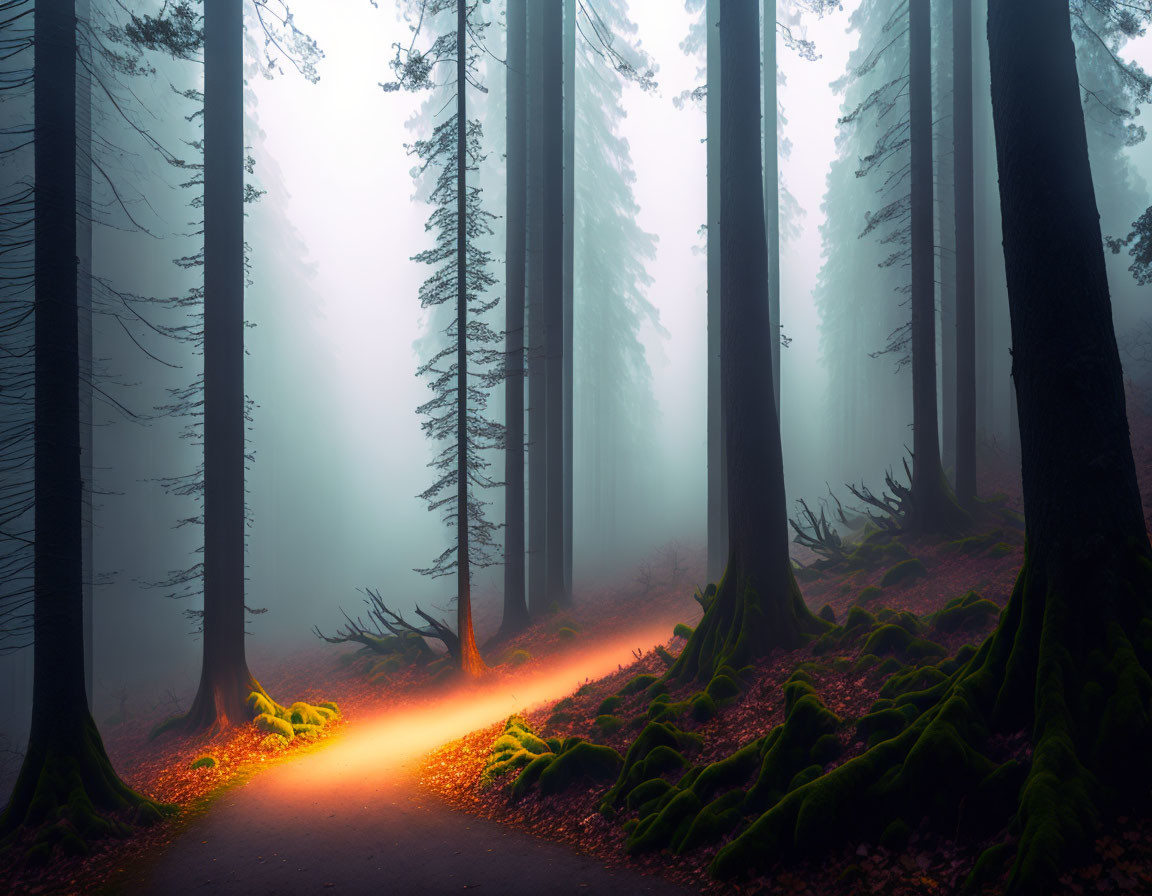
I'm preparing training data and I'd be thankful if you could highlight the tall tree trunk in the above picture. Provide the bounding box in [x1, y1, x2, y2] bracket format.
[562, 0, 575, 607]
[706, 0, 727, 583]
[543, 0, 567, 609]
[762, 0, 780, 413]
[2, 0, 164, 841]
[185, 0, 260, 729]
[77, 0, 94, 709]
[673, 0, 819, 684]
[909, 0, 966, 532]
[953, 0, 976, 509]
[454, 0, 485, 678]
[501, 0, 529, 637]
[526, 0, 547, 617]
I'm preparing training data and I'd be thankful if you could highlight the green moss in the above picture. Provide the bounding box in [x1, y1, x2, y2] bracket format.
[190, 756, 216, 770]
[560, 735, 587, 753]
[254, 713, 294, 741]
[644, 678, 670, 701]
[945, 529, 1004, 555]
[291, 723, 323, 739]
[597, 695, 623, 716]
[856, 585, 883, 605]
[259, 733, 290, 752]
[557, 626, 579, 642]
[510, 753, 555, 801]
[862, 624, 947, 662]
[931, 592, 1001, 635]
[744, 693, 842, 812]
[879, 558, 928, 587]
[810, 734, 842, 765]
[545, 737, 563, 753]
[504, 649, 532, 666]
[604, 722, 704, 808]
[245, 691, 282, 719]
[626, 789, 702, 855]
[689, 692, 717, 722]
[845, 606, 876, 630]
[538, 742, 623, 795]
[641, 745, 688, 779]
[853, 653, 880, 673]
[483, 716, 555, 788]
[595, 714, 624, 735]
[288, 702, 325, 727]
[548, 710, 577, 725]
[619, 673, 660, 697]
[880, 818, 911, 851]
[626, 777, 674, 811]
[818, 604, 836, 624]
[706, 673, 741, 702]
[673, 623, 695, 640]
[676, 789, 744, 854]
[787, 764, 824, 793]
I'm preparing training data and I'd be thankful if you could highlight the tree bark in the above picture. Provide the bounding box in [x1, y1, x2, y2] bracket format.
[454, 0, 484, 678]
[77, 0, 94, 709]
[543, 0, 567, 610]
[762, 0, 780, 413]
[526, 0, 547, 617]
[501, 0, 529, 637]
[673, 0, 818, 683]
[953, 0, 977, 509]
[185, 0, 259, 729]
[2, 0, 164, 841]
[908, 0, 966, 532]
[562, 0, 575, 607]
[706, 0, 727, 584]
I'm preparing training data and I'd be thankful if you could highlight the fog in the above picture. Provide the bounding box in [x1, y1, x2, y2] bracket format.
[2, 0, 1150, 788]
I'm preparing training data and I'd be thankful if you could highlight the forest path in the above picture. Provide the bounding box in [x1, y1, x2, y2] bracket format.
[114, 623, 695, 895]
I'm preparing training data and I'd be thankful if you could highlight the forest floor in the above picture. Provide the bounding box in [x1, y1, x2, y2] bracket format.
[412, 385, 1152, 896]
[6, 387, 1152, 895]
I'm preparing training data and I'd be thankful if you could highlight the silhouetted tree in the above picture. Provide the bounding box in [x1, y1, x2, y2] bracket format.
[1, 0, 169, 849]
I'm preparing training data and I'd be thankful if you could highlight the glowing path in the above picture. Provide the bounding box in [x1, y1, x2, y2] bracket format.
[118, 622, 698, 894]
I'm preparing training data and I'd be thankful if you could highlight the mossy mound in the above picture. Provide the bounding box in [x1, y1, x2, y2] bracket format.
[597, 695, 623, 716]
[482, 715, 553, 789]
[861, 624, 946, 662]
[538, 742, 624, 795]
[603, 721, 704, 809]
[254, 713, 294, 742]
[879, 557, 928, 587]
[259, 733, 290, 752]
[190, 756, 216, 770]
[612, 671, 844, 857]
[595, 714, 625, 735]
[817, 604, 836, 624]
[845, 535, 910, 571]
[619, 673, 660, 697]
[855, 585, 883, 605]
[673, 623, 695, 640]
[930, 592, 1001, 636]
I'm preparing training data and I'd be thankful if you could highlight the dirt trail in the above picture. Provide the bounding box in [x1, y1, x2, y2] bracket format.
[112, 624, 697, 895]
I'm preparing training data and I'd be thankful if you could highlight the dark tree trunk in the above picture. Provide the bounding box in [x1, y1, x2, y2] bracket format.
[501, 0, 529, 638]
[562, 0, 575, 607]
[77, 0, 94, 709]
[762, 0, 780, 413]
[543, 0, 568, 609]
[2, 0, 164, 843]
[454, 0, 485, 677]
[673, 0, 819, 684]
[953, 0, 977, 509]
[526, 0, 547, 617]
[709, 7, 1152, 892]
[705, 0, 727, 584]
[185, 0, 260, 729]
[908, 0, 966, 532]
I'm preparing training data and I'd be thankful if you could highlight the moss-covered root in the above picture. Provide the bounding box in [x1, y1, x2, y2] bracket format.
[670, 569, 826, 684]
[1, 714, 174, 861]
[710, 550, 1152, 896]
